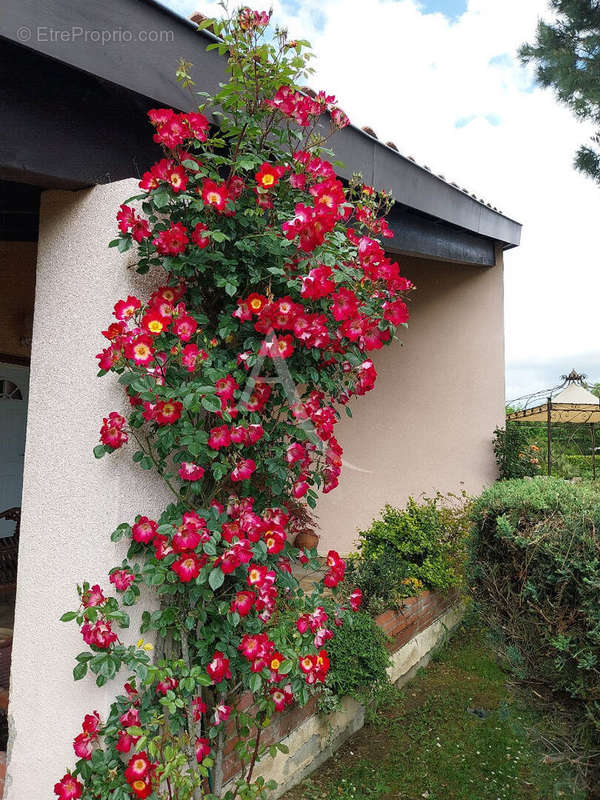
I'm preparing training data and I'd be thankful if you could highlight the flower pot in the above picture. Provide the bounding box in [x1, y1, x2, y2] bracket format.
[293, 531, 319, 551]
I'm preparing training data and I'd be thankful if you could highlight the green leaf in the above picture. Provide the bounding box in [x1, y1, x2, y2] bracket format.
[201, 395, 222, 413]
[147, 570, 165, 587]
[183, 392, 197, 409]
[152, 188, 170, 209]
[110, 523, 130, 543]
[238, 156, 258, 170]
[93, 444, 107, 459]
[208, 568, 225, 590]
[203, 538, 217, 556]
[60, 611, 78, 622]
[73, 662, 88, 680]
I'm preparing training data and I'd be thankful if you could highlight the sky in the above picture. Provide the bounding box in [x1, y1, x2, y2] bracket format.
[165, 0, 599, 401]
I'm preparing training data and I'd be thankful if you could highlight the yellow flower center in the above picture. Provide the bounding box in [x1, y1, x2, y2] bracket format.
[271, 658, 281, 670]
[148, 320, 163, 333]
[262, 174, 275, 187]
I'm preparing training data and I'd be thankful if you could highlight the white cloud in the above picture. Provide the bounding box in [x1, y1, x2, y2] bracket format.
[168, 0, 600, 396]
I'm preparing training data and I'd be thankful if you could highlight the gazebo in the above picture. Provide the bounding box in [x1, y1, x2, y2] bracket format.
[507, 370, 600, 478]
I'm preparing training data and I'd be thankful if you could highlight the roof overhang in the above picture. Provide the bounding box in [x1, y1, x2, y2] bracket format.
[0, 0, 522, 257]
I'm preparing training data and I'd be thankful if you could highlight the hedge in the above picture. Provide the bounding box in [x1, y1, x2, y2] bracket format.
[470, 477, 600, 741]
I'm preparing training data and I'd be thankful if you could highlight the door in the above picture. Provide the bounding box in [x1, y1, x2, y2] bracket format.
[0, 363, 29, 538]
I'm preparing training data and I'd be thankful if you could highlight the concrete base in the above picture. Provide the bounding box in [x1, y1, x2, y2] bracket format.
[388, 602, 464, 686]
[225, 603, 464, 798]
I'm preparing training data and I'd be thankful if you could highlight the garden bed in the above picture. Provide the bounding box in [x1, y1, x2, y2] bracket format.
[222, 592, 463, 797]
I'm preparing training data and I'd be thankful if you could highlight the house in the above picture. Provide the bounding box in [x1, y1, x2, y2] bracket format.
[0, 0, 521, 796]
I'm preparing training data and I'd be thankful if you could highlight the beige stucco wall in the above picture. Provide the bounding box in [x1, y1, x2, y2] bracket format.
[5, 176, 505, 795]
[5, 179, 171, 800]
[317, 249, 505, 553]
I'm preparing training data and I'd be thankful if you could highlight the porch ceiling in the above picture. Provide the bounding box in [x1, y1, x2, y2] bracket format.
[0, 0, 521, 262]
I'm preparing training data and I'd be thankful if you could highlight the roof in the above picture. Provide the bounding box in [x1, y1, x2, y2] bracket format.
[0, 0, 522, 256]
[507, 375, 600, 424]
[507, 400, 600, 424]
[553, 382, 600, 405]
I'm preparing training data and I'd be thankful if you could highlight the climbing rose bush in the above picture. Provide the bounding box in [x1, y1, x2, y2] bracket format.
[57, 8, 412, 800]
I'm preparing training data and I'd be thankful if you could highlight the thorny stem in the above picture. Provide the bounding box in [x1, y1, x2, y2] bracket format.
[178, 621, 203, 800]
[246, 711, 266, 786]
[129, 429, 182, 502]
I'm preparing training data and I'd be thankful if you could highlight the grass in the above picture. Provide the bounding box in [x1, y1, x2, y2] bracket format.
[281, 623, 584, 800]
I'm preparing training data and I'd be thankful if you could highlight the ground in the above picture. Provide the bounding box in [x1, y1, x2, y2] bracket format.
[281, 623, 583, 800]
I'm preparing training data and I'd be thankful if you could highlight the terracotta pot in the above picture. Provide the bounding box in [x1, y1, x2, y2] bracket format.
[293, 531, 320, 551]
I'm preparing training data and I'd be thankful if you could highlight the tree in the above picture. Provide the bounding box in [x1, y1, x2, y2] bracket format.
[520, 1, 600, 183]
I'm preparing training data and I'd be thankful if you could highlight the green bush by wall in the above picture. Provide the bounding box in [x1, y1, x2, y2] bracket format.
[346, 495, 469, 614]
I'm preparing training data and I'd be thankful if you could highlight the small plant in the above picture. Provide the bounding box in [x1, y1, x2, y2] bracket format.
[346, 494, 470, 612]
[493, 424, 541, 480]
[320, 611, 391, 715]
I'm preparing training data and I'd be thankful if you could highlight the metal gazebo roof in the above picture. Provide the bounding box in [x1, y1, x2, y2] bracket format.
[506, 370, 600, 477]
[507, 373, 600, 424]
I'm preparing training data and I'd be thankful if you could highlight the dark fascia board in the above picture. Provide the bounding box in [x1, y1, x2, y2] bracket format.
[0, 0, 521, 249]
[386, 205, 496, 266]
[324, 120, 521, 248]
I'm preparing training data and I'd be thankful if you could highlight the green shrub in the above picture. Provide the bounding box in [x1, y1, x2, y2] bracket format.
[321, 610, 391, 715]
[564, 454, 596, 478]
[470, 477, 600, 742]
[492, 424, 541, 479]
[347, 494, 470, 613]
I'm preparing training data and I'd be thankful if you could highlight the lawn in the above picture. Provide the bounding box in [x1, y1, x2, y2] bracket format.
[281, 622, 583, 800]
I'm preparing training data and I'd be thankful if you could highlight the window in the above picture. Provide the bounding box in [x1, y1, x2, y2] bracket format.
[0, 379, 22, 400]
